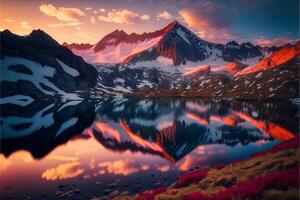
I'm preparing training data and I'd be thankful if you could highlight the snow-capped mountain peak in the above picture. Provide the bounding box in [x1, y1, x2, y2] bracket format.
[64, 21, 265, 66]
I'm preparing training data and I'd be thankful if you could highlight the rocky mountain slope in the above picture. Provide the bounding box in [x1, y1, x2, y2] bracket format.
[63, 21, 299, 100]
[91, 41, 299, 100]
[0, 29, 98, 100]
[1, 22, 299, 100]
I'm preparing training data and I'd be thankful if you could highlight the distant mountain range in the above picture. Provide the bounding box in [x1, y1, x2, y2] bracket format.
[63, 20, 270, 66]
[0, 21, 299, 100]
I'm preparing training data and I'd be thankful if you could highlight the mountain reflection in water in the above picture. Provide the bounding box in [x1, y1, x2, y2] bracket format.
[0, 98, 298, 199]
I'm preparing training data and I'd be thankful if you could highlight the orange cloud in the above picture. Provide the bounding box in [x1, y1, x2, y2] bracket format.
[39, 3, 85, 22]
[157, 11, 172, 20]
[89, 158, 96, 169]
[98, 9, 148, 25]
[179, 5, 239, 43]
[49, 155, 78, 162]
[99, 8, 106, 13]
[98, 159, 147, 175]
[48, 21, 82, 28]
[41, 162, 84, 180]
[90, 16, 96, 24]
[4, 17, 15, 23]
[157, 164, 171, 172]
[141, 14, 150, 21]
[177, 155, 195, 171]
[141, 164, 150, 170]
[254, 36, 295, 47]
[0, 154, 10, 171]
[20, 21, 31, 29]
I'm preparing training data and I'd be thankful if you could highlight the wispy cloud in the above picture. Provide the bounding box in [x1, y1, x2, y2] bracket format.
[97, 159, 149, 176]
[157, 11, 172, 20]
[39, 3, 85, 22]
[254, 36, 296, 47]
[42, 162, 84, 180]
[48, 21, 82, 28]
[141, 14, 150, 21]
[90, 16, 96, 24]
[99, 8, 106, 13]
[179, 2, 240, 43]
[20, 21, 32, 29]
[0, 155, 10, 171]
[4, 17, 15, 23]
[98, 9, 149, 25]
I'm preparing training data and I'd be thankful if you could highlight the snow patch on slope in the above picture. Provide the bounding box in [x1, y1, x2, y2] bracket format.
[0, 95, 34, 107]
[71, 36, 163, 64]
[1, 56, 83, 101]
[56, 59, 79, 77]
[176, 28, 191, 45]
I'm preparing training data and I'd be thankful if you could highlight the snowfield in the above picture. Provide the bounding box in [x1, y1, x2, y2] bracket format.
[71, 36, 163, 64]
[1, 56, 83, 101]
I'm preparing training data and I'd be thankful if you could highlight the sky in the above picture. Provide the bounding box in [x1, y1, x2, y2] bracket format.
[0, 0, 298, 46]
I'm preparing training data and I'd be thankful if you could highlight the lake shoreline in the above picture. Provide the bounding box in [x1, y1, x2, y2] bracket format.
[111, 136, 299, 200]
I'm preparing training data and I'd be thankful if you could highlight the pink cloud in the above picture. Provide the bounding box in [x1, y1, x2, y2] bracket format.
[254, 36, 296, 47]
[141, 14, 150, 21]
[41, 162, 84, 180]
[90, 16, 96, 24]
[20, 21, 32, 30]
[98, 9, 149, 25]
[179, 3, 240, 43]
[98, 159, 149, 175]
[157, 164, 171, 172]
[39, 3, 85, 22]
[157, 11, 172, 20]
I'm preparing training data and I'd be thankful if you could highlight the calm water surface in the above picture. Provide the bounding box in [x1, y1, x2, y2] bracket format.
[0, 98, 298, 199]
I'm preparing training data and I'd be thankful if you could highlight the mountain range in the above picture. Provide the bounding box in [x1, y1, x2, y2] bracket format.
[63, 21, 268, 66]
[1, 20, 299, 100]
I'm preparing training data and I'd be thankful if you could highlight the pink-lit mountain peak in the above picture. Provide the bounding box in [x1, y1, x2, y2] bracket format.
[63, 20, 268, 65]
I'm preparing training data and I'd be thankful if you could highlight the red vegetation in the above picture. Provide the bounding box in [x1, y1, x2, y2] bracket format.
[135, 187, 166, 200]
[133, 136, 299, 200]
[251, 135, 299, 158]
[175, 168, 209, 188]
[184, 168, 299, 200]
[215, 163, 226, 170]
[238, 41, 300, 75]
